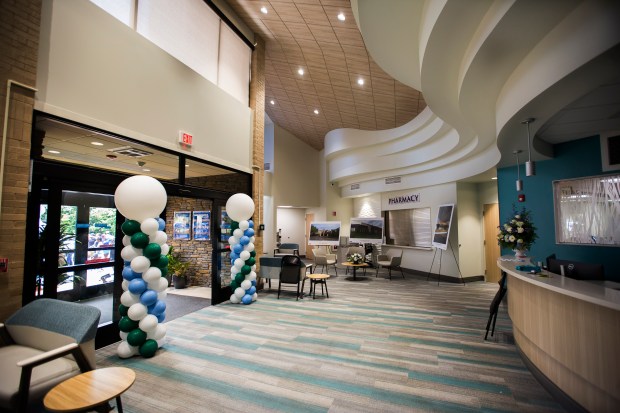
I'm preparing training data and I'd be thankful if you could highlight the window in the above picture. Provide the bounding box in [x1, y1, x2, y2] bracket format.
[383, 208, 432, 247]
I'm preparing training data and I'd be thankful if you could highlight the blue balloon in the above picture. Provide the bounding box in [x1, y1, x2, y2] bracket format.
[148, 300, 166, 316]
[230, 252, 239, 260]
[239, 236, 250, 246]
[251, 280, 256, 287]
[247, 286, 256, 295]
[248, 220, 254, 228]
[233, 244, 244, 254]
[156, 312, 166, 323]
[128, 278, 147, 295]
[157, 217, 166, 231]
[122, 266, 140, 281]
[140, 289, 158, 306]
[244, 228, 255, 237]
[124, 261, 131, 267]
[241, 294, 252, 305]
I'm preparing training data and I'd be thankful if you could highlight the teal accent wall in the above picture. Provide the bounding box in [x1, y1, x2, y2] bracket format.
[497, 136, 619, 281]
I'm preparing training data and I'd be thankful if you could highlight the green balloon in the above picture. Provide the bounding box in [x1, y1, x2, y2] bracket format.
[250, 250, 256, 257]
[118, 304, 128, 317]
[241, 265, 251, 275]
[160, 266, 168, 277]
[230, 221, 239, 230]
[130, 232, 149, 249]
[139, 339, 158, 358]
[143, 243, 162, 260]
[235, 273, 244, 284]
[152, 255, 168, 269]
[118, 316, 138, 333]
[127, 328, 147, 347]
[121, 220, 141, 236]
[246, 257, 256, 266]
[230, 280, 238, 290]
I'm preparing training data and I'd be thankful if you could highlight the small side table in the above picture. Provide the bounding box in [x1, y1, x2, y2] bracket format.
[44, 367, 136, 413]
[307, 273, 330, 299]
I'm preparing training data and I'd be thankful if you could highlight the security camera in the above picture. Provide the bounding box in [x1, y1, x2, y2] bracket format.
[137, 161, 146, 167]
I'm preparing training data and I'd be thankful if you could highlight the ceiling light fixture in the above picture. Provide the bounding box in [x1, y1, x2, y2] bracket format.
[313, 109, 319, 115]
[48, 150, 60, 154]
[298, 68, 304, 75]
[357, 78, 364, 86]
[91, 141, 103, 146]
[337, 12, 345, 21]
[491, 177, 498, 180]
[513, 150, 523, 191]
[270, 99, 275, 105]
[521, 118, 536, 176]
[260, 6, 268, 14]
[142, 168, 151, 172]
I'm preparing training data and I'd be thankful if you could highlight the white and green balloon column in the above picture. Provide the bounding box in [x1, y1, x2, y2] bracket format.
[114, 175, 169, 358]
[226, 193, 258, 305]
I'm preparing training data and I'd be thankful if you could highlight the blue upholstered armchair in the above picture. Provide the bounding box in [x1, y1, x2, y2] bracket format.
[0, 299, 101, 412]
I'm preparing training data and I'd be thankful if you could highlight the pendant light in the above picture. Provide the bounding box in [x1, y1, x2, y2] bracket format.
[521, 118, 536, 176]
[514, 150, 523, 191]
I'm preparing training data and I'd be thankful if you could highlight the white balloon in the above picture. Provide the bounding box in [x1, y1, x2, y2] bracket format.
[121, 245, 142, 261]
[121, 291, 140, 307]
[234, 287, 245, 299]
[122, 235, 131, 247]
[151, 277, 168, 292]
[231, 266, 239, 275]
[147, 323, 167, 340]
[239, 220, 249, 230]
[156, 338, 166, 348]
[119, 331, 128, 341]
[157, 290, 168, 300]
[114, 175, 167, 221]
[234, 258, 245, 269]
[248, 272, 257, 281]
[230, 294, 240, 304]
[225, 193, 255, 222]
[117, 341, 138, 359]
[233, 228, 243, 238]
[160, 243, 170, 256]
[250, 236, 255, 244]
[227, 236, 237, 246]
[251, 264, 257, 271]
[139, 314, 159, 332]
[131, 256, 151, 273]
[152, 231, 167, 245]
[247, 243, 255, 252]
[252, 292, 257, 302]
[141, 218, 159, 236]
[122, 279, 129, 291]
[128, 303, 148, 321]
[240, 250, 250, 261]
[241, 280, 251, 290]
[143, 267, 162, 283]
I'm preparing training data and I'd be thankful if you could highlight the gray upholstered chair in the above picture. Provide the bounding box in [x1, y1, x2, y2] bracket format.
[312, 248, 337, 275]
[274, 243, 300, 257]
[0, 299, 101, 412]
[376, 251, 404, 279]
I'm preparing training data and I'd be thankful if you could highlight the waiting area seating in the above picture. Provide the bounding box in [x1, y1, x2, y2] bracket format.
[484, 271, 508, 340]
[376, 250, 404, 279]
[278, 255, 304, 300]
[0, 298, 101, 412]
[312, 248, 337, 275]
[273, 243, 299, 257]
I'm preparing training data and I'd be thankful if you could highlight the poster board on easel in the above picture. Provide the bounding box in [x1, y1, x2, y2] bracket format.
[432, 204, 454, 250]
[309, 221, 341, 246]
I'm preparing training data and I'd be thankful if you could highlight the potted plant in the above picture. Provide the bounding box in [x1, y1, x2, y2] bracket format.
[167, 246, 190, 289]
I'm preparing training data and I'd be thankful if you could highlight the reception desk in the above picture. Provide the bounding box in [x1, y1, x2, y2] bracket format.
[498, 259, 620, 412]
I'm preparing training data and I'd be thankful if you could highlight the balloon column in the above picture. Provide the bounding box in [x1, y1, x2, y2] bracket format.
[225, 193, 258, 305]
[114, 175, 169, 358]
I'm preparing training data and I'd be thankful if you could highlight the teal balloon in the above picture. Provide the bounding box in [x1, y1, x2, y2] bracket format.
[250, 250, 256, 257]
[127, 328, 147, 347]
[230, 280, 238, 290]
[143, 243, 162, 260]
[118, 316, 138, 333]
[241, 265, 251, 275]
[230, 221, 239, 230]
[121, 220, 141, 236]
[139, 339, 158, 358]
[235, 273, 244, 284]
[118, 304, 128, 317]
[246, 257, 256, 266]
[130, 232, 149, 249]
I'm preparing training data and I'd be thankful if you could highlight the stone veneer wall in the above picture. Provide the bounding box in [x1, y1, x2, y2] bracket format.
[0, 0, 41, 320]
[165, 196, 213, 288]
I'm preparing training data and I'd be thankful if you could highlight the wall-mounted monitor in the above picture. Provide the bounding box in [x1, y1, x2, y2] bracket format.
[349, 217, 384, 244]
[309, 221, 341, 246]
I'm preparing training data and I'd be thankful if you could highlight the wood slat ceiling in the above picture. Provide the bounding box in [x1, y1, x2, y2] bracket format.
[227, 0, 426, 150]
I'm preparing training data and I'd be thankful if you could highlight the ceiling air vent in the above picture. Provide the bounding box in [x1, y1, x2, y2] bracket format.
[108, 146, 153, 157]
[264, 162, 271, 171]
[350, 183, 360, 190]
[385, 176, 401, 185]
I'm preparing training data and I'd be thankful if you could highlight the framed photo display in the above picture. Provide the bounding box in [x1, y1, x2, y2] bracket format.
[432, 204, 454, 250]
[173, 211, 191, 240]
[192, 211, 211, 241]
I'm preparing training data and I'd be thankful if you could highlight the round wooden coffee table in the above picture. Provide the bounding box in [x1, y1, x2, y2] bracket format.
[44, 367, 135, 413]
[307, 273, 330, 299]
[342, 262, 368, 281]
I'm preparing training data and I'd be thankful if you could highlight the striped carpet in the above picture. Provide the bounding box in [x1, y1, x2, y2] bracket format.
[96, 270, 564, 413]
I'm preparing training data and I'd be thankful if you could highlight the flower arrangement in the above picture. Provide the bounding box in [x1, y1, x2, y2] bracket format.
[497, 207, 538, 252]
[347, 253, 364, 264]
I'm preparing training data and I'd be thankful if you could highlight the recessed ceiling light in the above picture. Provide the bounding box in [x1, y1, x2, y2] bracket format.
[91, 141, 104, 146]
[298, 68, 304, 75]
[492, 177, 498, 180]
[260, 6, 268, 14]
[48, 150, 60, 154]
[185, 164, 189, 167]
[270, 100, 275, 105]
[357, 78, 364, 86]
[337, 12, 345, 21]
[313, 109, 319, 115]
[142, 168, 151, 172]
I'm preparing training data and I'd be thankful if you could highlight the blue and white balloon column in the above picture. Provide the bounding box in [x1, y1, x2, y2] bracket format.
[114, 175, 169, 358]
[225, 194, 257, 305]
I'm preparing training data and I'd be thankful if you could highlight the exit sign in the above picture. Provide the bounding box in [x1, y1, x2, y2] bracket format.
[179, 131, 193, 147]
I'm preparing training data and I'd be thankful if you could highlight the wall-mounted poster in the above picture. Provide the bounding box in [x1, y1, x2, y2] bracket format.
[432, 204, 454, 250]
[350, 217, 384, 244]
[173, 211, 191, 240]
[193, 211, 211, 241]
[220, 209, 231, 242]
[309, 221, 341, 246]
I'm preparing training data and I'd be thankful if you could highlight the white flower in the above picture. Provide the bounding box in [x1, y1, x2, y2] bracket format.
[516, 221, 524, 227]
[517, 239, 523, 243]
[515, 215, 521, 219]
[517, 227, 524, 233]
[509, 235, 516, 242]
[506, 226, 512, 233]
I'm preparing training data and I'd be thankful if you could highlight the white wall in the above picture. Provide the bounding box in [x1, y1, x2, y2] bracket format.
[457, 182, 484, 277]
[37, 0, 252, 172]
[479, 181, 499, 204]
[276, 208, 307, 255]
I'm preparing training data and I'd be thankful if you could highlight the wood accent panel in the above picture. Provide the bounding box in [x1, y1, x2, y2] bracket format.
[507, 274, 620, 412]
[483, 203, 501, 283]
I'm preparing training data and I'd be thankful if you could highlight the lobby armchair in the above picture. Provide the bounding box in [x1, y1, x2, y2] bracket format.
[376, 251, 404, 279]
[274, 243, 299, 257]
[0, 299, 101, 413]
[312, 248, 337, 275]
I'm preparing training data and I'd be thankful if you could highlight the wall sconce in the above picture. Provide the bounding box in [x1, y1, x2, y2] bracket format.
[514, 150, 523, 191]
[521, 118, 536, 176]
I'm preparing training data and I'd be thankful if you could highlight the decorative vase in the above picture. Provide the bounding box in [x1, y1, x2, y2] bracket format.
[514, 249, 528, 259]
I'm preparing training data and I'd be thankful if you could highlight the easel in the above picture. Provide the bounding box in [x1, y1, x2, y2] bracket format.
[426, 239, 464, 285]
